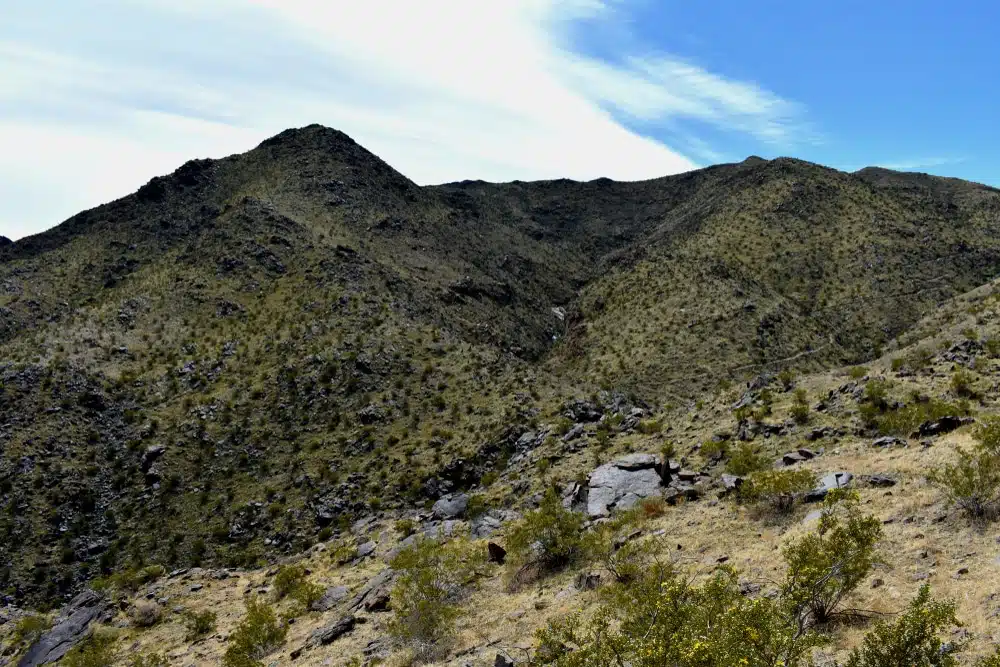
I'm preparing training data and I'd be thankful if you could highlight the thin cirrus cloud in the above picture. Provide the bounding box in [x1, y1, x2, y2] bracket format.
[0, 0, 810, 240]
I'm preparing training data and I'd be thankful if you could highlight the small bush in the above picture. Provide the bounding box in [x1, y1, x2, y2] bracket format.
[272, 564, 323, 613]
[184, 609, 218, 640]
[222, 597, 288, 667]
[907, 346, 935, 370]
[782, 491, 883, 626]
[128, 600, 162, 628]
[581, 509, 657, 584]
[700, 439, 730, 461]
[64, 631, 118, 667]
[848, 365, 868, 379]
[790, 388, 809, 424]
[11, 613, 51, 647]
[778, 368, 796, 390]
[985, 337, 1000, 358]
[128, 652, 170, 667]
[504, 489, 584, 582]
[389, 535, 484, 659]
[725, 443, 769, 476]
[951, 368, 977, 398]
[330, 536, 359, 565]
[394, 518, 417, 537]
[740, 469, 817, 513]
[534, 565, 823, 667]
[929, 424, 1000, 521]
[874, 398, 969, 437]
[637, 419, 662, 434]
[845, 585, 961, 667]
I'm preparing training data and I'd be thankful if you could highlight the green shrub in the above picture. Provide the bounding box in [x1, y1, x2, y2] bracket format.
[395, 518, 417, 537]
[778, 368, 796, 390]
[504, 489, 584, 583]
[581, 509, 657, 584]
[534, 565, 823, 667]
[781, 491, 883, 626]
[330, 536, 359, 565]
[862, 379, 891, 410]
[985, 337, 1000, 358]
[848, 365, 868, 379]
[845, 585, 961, 667]
[637, 419, 662, 434]
[874, 398, 970, 437]
[725, 443, 769, 476]
[929, 433, 1000, 521]
[184, 609, 218, 640]
[64, 631, 118, 667]
[11, 613, 51, 647]
[701, 439, 730, 460]
[128, 600, 162, 628]
[951, 368, 977, 398]
[979, 647, 1000, 667]
[222, 597, 288, 667]
[790, 388, 810, 424]
[740, 469, 817, 513]
[388, 535, 484, 658]
[128, 652, 170, 667]
[907, 346, 935, 370]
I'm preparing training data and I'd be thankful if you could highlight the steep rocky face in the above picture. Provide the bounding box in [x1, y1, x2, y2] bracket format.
[4, 125, 1000, 606]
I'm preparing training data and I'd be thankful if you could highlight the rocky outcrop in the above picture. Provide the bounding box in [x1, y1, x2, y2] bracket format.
[587, 454, 662, 518]
[432, 493, 470, 519]
[914, 416, 974, 438]
[17, 590, 109, 667]
[805, 472, 853, 502]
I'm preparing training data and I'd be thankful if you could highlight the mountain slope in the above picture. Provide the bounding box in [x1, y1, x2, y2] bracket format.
[3, 125, 1000, 607]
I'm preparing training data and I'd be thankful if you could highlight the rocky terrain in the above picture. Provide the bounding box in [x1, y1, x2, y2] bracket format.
[4, 125, 1000, 665]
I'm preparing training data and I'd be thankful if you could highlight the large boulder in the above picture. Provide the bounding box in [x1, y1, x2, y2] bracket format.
[587, 454, 662, 518]
[805, 472, 853, 502]
[432, 493, 469, 520]
[17, 590, 109, 667]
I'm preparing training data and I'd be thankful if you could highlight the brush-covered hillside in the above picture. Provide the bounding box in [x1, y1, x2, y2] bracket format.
[4, 126, 1000, 665]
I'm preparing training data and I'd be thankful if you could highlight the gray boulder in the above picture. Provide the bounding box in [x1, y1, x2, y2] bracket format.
[17, 590, 109, 667]
[805, 472, 853, 502]
[587, 454, 662, 518]
[311, 585, 350, 612]
[432, 493, 470, 520]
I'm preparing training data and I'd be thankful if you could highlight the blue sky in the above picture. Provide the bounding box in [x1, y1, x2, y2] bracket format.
[2, 0, 997, 240]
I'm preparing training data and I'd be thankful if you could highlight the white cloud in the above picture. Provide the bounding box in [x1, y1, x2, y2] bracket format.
[0, 0, 807, 240]
[875, 157, 965, 171]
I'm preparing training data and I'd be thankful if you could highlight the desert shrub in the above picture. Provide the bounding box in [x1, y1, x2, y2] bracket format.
[891, 356, 906, 372]
[985, 337, 1000, 358]
[127, 652, 170, 667]
[781, 491, 883, 627]
[789, 393, 809, 425]
[388, 535, 484, 659]
[951, 368, 977, 398]
[504, 489, 584, 581]
[874, 398, 970, 437]
[128, 600, 162, 628]
[581, 509, 658, 584]
[637, 495, 666, 519]
[272, 563, 322, 611]
[11, 613, 51, 647]
[637, 419, 662, 434]
[63, 631, 118, 667]
[929, 423, 1000, 520]
[394, 518, 417, 537]
[92, 564, 166, 595]
[979, 647, 1000, 667]
[184, 609, 218, 640]
[534, 565, 822, 667]
[778, 368, 796, 390]
[847, 365, 868, 379]
[330, 536, 359, 565]
[844, 585, 960, 667]
[740, 469, 816, 513]
[862, 379, 891, 410]
[907, 346, 935, 370]
[222, 597, 288, 667]
[726, 443, 769, 476]
[700, 439, 730, 460]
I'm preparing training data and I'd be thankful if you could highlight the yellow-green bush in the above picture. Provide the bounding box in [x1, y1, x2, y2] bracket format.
[272, 564, 323, 612]
[63, 631, 118, 667]
[504, 489, 584, 581]
[930, 418, 1000, 520]
[222, 597, 287, 667]
[581, 508, 657, 584]
[388, 535, 484, 659]
[183, 609, 218, 640]
[740, 469, 816, 513]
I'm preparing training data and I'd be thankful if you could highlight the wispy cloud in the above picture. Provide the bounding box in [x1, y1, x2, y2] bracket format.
[876, 156, 965, 171]
[0, 0, 808, 240]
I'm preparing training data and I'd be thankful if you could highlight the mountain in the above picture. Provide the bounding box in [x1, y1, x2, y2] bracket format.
[3, 124, 1000, 611]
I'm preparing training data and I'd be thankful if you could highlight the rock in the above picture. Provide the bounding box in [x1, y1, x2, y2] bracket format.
[17, 590, 109, 667]
[863, 474, 897, 488]
[355, 541, 376, 560]
[363, 590, 390, 612]
[872, 436, 906, 448]
[575, 571, 601, 590]
[805, 472, 853, 502]
[310, 615, 359, 646]
[587, 455, 663, 518]
[778, 451, 808, 466]
[432, 493, 470, 519]
[311, 586, 349, 612]
[140, 445, 166, 472]
[347, 569, 395, 612]
[471, 512, 505, 538]
[720, 475, 743, 494]
[495, 655, 515, 667]
[915, 416, 974, 438]
[802, 509, 823, 524]
[357, 404, 385, 425]
[487, 542, 507, 565]
[806, 426, 837, 441]
[562, 424, 585, 442]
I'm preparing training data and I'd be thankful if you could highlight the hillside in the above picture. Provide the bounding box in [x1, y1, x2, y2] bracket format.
[4, 125, 1000, 661]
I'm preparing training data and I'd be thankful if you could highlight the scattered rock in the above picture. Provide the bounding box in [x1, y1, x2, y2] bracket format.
[17, 590, 110, 667]
[587, 454, 663, 518]
[488, 542, 507, 565]
[915, 416, 974, 438]
[872, 436, 906, 448]
[347, 569, 395, 612]
[805, 472, 853, 502]
[432, 493, 470, 520]
[863, 474, 897, 488]
[311, 586, 349, 612]
[495, 654, 515, 667]
[575, 571, 601, 590]
[355, 541, 376, 560]
[310, 615, 359, 646]
[720, 474, 744, 494]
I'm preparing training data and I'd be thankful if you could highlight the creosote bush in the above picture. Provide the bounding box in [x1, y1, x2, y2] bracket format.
[725, 443, 769, 476]
[222, 596, 288, 667]
[740, 469, 816, 513]
[128, 600, 163, 628]
[388, 534, 484, 660]
[63, 631, 118, 667]
[844, 584, 960, 667]
[930, 415, 1000, 520]
[272, 563, 323, 613]
[184, 609, 218, 640]
[781, 490, 883, 627]
[504, 489, 584, 586]
[581, 508, 659, 584]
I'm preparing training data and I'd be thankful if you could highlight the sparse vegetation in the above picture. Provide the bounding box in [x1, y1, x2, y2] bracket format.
[505, 489, 585, 585]
[184, 609, 218, 640]
[63, 631, 118, 667]
[222, 597, 288, 667]
[740, 469, 817, 513]
[930, 416, 1000, 520]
